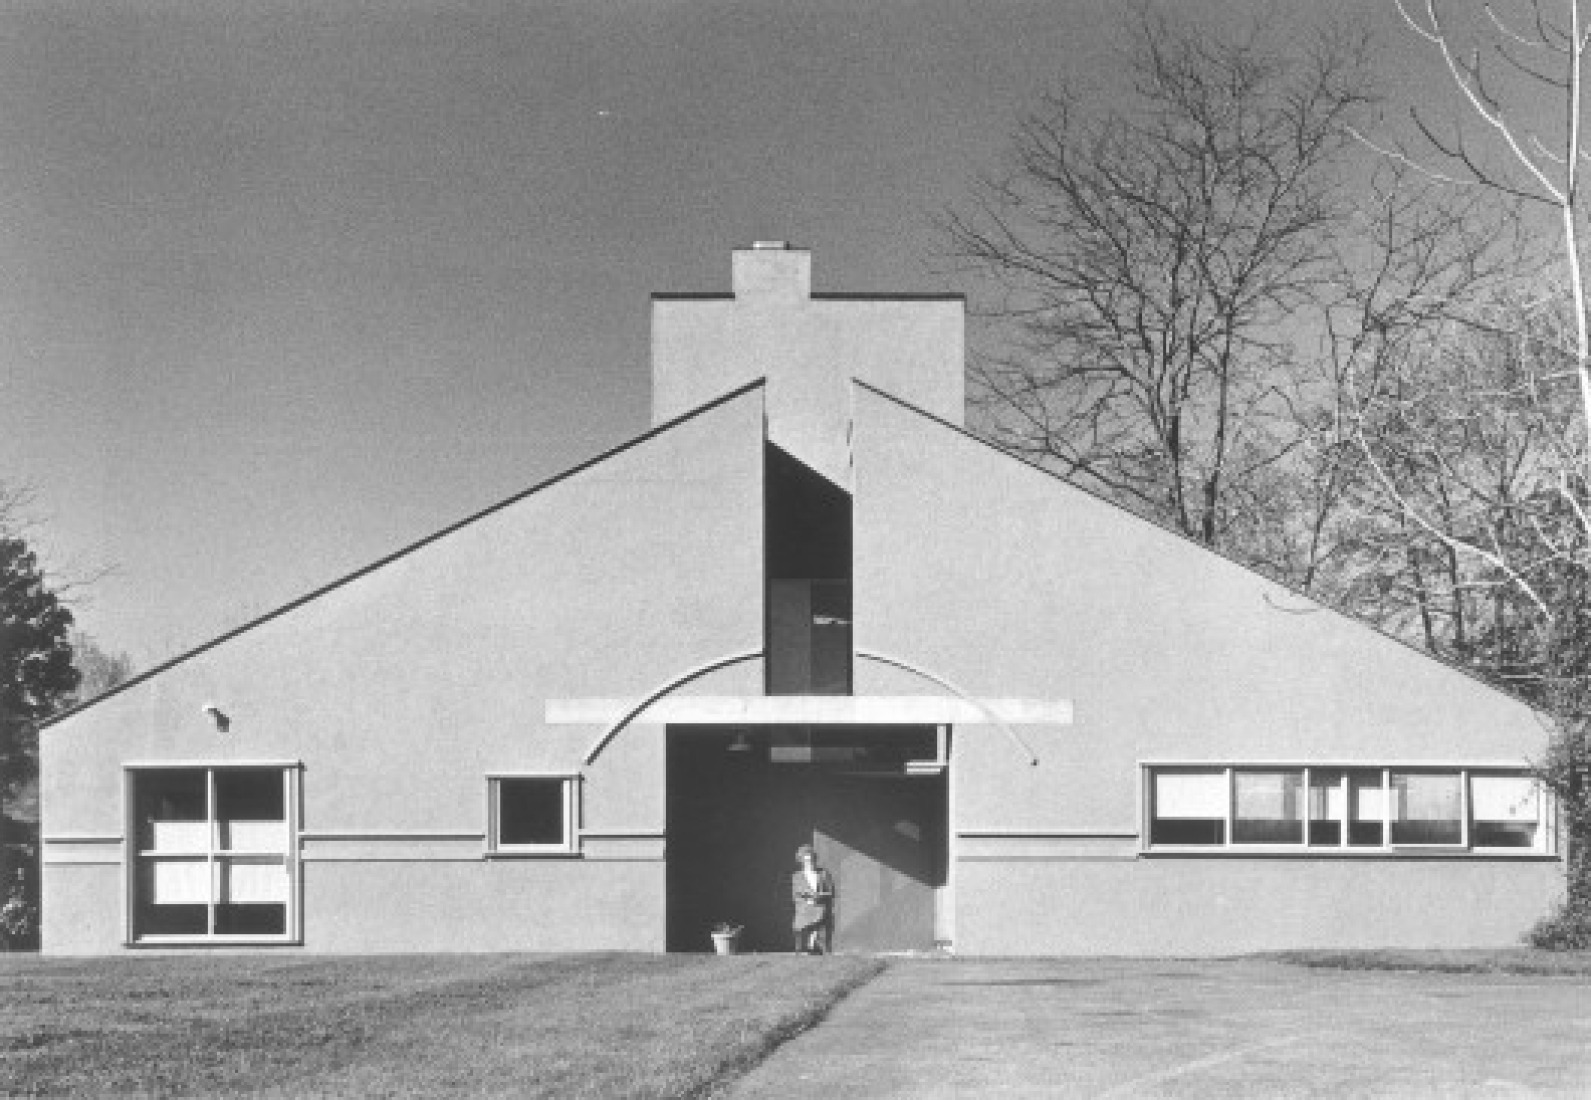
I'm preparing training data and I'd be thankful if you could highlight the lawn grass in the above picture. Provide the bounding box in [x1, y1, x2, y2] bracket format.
[0, 952, 884, 1098]
[1264, 946, 1591, 975]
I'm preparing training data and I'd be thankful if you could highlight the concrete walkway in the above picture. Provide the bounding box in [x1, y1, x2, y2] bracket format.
[727, 957, 1591, 1099]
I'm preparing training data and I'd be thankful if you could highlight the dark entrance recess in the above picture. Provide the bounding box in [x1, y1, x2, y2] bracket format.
[765, 445, 852, 694]
[666, 726, 946, 953]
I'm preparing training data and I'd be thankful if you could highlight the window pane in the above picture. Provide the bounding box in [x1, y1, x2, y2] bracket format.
[215, 857, 288, 934]
[135, 901, 207, 937]
[148, 859, 209, 904]
[137, 770, 209, 852]
[1471, 775, 1540, 849]
[217, 857, 289, 904]
[1348, 771, 1385, 846]
[1307, 770, 1343, 846]
[215, 904, 286, 935]
[216, 770, 287, 851]
[1391, 771, 1462, 845]
[1150, 770, 1225, 845]
[216, 770, 284, 819]
[1154, 770, 1226, 816]
[498, 779, 567, 847]
[810, 581, 852, 695]
[1233, 770, 1303, 844]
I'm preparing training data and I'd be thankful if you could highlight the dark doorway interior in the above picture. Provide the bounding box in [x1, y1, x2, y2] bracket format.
[666, 726, 945, 953]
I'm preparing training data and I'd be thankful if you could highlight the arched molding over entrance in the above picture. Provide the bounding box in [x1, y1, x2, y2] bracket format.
[573, 648, 1051, 768]
[579, 649, 764, 766]
[856, 649, 1040, 766]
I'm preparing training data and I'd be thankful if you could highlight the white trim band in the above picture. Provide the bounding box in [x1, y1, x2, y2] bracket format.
[549, 695, 1072, 726]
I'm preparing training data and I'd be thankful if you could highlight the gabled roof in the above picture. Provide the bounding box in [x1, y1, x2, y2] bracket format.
[43, 379, 768, 727]
[853, 378, 1541, 712]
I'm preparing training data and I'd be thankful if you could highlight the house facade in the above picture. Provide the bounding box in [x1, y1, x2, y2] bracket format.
[41, 244, 1562, 955]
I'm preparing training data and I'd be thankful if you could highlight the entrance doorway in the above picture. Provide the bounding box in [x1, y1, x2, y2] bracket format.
[665, 726, 947, 953]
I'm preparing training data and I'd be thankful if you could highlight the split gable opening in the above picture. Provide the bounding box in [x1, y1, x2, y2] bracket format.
[765, 444, 852, 695]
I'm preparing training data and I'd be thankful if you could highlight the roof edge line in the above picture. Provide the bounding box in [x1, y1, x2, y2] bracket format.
[43, 378, 769, 727]
[651, 292, 965, 302]
[851, 380, 1542, 712]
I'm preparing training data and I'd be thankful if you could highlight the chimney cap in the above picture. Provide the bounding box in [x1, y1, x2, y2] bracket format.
[751, 240, 790, 250]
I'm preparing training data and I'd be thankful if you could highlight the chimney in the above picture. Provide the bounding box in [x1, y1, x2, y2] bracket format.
[731, 241, 811, 301]
[651, 245, 965, 487]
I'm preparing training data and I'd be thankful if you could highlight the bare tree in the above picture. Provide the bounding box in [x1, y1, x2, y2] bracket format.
[1346, 291, 1573, 673]
[1376, 1, 1591, 468]
[1360, 0, 1591, 942]
[1354, 3, 1591, 595]
[68, 631, 133, 704]
[947, 10, 1374, 552]
[1246, 170, 1526, 611]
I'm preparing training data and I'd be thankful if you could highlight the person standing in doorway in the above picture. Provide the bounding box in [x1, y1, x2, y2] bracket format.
[791, 844, 834, 954]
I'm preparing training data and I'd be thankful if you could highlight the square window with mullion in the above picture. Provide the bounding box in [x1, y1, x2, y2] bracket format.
[132, 766, 292, 941]
[1308, 769, 1387, 846]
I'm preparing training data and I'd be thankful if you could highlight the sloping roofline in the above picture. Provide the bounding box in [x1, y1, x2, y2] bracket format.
[43, 379, 768, 727]
[47, 371, 1538, 726]
[852, 379, 1543, 713]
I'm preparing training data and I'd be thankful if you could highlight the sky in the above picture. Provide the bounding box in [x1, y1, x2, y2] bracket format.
[0, 0, 1415, 667]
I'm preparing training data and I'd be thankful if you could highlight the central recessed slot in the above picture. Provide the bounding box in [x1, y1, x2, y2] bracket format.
[765, 443, 852, 695]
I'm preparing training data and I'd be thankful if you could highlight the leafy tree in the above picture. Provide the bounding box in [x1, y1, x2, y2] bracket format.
[0, 538, 79, 808]
[0, 532, 80, 949]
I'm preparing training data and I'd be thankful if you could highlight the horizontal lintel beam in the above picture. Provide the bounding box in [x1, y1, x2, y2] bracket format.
[547, 695, 1072, 726]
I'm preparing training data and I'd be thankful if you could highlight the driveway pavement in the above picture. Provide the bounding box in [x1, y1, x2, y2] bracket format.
[726, 957, 1591, 1099]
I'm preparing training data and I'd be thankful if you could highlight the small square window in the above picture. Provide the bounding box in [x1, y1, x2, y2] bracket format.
[489, 776, 577, 854]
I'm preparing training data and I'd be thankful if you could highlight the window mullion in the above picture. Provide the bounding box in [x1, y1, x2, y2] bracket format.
[1223, 767, 1233, 848]
[1381, 767, 1391, 849]
[1460, 769, 1470, 850]
[206, 768, 217, 937]
[1338, 771, 1349, 849]
[489, 779, 500, 851]
[1302, 767, 1310, 847]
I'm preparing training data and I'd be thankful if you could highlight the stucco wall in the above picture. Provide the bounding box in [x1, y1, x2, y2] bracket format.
[852, 386, 1562, 954]
[41, 385, 767, 954]
[954, 855, 1559, 955]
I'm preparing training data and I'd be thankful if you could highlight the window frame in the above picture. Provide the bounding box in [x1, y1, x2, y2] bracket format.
[1230, 767, 1306, 847]
[124, 761, 301, 946]
[1140, 761, 1554, 857]
[1468, 770, 1551, 851]
[1148, 766, 1230, 846]
[485, 772, 581, 857]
